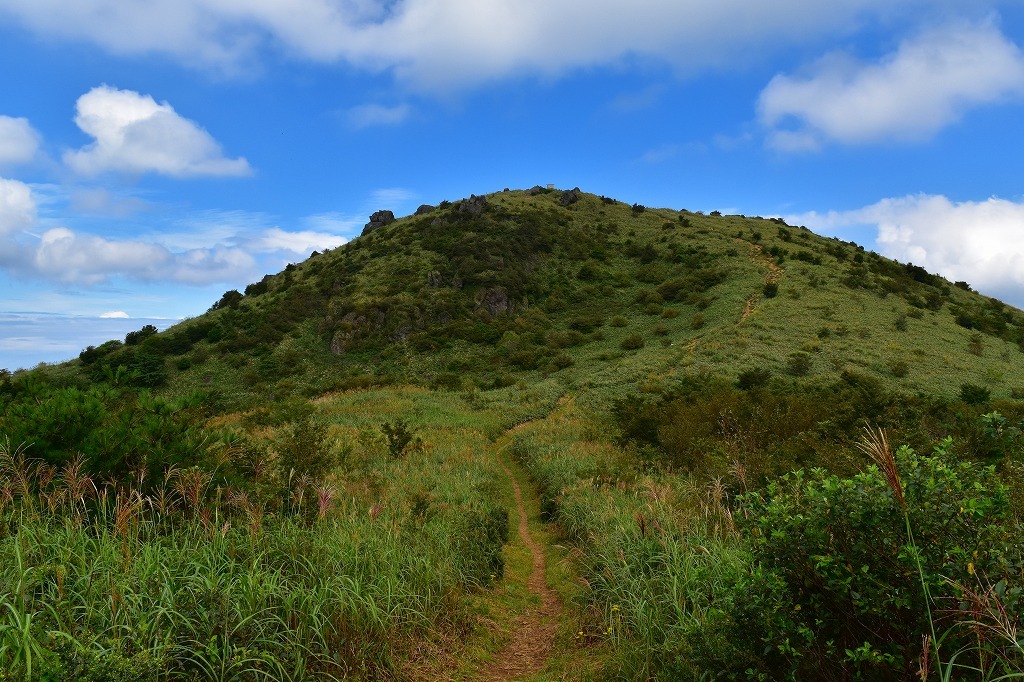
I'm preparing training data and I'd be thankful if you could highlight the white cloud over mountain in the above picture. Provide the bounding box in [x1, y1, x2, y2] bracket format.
[64, 86, 251, 177]
[759, 19, 1024, 150]
[791, 194, 1024, 305]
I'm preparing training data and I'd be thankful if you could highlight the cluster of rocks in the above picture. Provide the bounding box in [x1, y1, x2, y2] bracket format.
[525, 185, 582, 206]
[361, 210, 395, 236]
[558, 187, 581, 206]
[457, 194, 487, 216]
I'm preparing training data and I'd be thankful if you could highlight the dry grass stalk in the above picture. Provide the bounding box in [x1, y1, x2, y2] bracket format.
[316, 482, 337, 521]
[857, 425, 905, 509]
[918, 634, 931, 681]
[173, 467, 212, 514]
[946, 577, 1024, 669]
[113, 489, 145, 540]
[62, 454, 96, 514]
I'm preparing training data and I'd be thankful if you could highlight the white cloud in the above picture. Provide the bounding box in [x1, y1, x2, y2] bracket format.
[100, 310, 129, 318]
[253, 227, 347, 253]
[791, 194, 1024, 304]
[0, 0, 972, 89]
[346, 103, 411, 129]
[0, 177, 36, 236]
[0, 116, 40, 166]
[760, 19, 1024, 149]
[29, 226, 254, 285]
[64, 85, 251, 177]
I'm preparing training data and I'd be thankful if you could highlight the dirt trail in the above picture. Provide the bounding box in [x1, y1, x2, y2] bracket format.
[478, 447, 562, 681]
[739, 241, 784, 323]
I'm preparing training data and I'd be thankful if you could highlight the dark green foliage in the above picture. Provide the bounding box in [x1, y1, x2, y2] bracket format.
[736, 368, 771, 390]
[620, 334, 644, 351]
[960, 382, 992, 405]
[0, 375, 210, 478]
[382, 419, 415, 458]
[244, 279, 269, 297]
[455, 502, 510, 584]
[762, 281, 778, 298]
[277, 413, 334, 479]
[786, 351, 812, 376]
[124, 324, 158, 346]
[732, 442, 1021, 680]
[210, 289, 243, 311]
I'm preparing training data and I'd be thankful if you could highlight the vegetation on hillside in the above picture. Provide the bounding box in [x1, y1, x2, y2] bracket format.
[4, 188, 1024, 679]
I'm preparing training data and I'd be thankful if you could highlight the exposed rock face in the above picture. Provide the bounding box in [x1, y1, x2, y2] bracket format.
[476, 287, 512, 317]
[329, 310, 385, 355]
[361, 210, 395, 236]
[457, 194, 487, 216]
[415, 204, 435, 215]
[526, 185, 545, 196]
[558, 187, 581, 206]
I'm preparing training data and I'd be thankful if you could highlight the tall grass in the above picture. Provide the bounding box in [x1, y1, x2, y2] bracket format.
[0, 389, 515, 681]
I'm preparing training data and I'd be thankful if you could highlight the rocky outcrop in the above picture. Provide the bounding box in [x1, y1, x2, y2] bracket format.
[526, 185, 545, 196]
[475, 287, 512, 317]
[415, 204, 435, 215]
[361, 210, 395, 236]
[559, 187, 581, 206]
[457, 194, 487, 216]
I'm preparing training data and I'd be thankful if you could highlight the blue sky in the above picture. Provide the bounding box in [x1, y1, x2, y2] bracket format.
[2, 0, 1024, 370]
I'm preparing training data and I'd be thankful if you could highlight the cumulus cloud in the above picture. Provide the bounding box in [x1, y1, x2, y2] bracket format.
[791, 194, 1024, 304]
[0, 177, 36, 236]
[0, 116, 40, 166]
[30, 226, 255, 285]
[345, 103, 411, 129]
[760, 19, 1024, 150]
[64, 86, 251, 177]
[100, 310, 129, 318]
[0, 0, 972, 89]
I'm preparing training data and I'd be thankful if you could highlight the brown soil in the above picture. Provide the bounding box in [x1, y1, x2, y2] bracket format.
[478, 451, 562, 681]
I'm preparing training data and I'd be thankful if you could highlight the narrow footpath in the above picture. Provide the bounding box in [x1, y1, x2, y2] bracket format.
[478, 446, 563, 681]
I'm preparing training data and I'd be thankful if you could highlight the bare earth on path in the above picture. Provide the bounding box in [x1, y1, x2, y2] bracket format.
[478, 448, 563, 681]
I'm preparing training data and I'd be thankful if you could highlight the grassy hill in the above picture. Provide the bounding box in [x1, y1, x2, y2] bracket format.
[58, 186, 1024, 406]
[4, 188, 1024, 680]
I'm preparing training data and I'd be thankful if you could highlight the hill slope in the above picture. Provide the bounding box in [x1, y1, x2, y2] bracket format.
[64, 186, 1024, 408]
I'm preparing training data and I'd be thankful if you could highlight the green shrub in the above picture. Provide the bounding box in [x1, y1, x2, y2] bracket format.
[736, 368, 771, 390]
[763, 282, 778, 298]
[959, 382, 991, 405]
[786, 351, 812, 376]
[887, 359, 910, 378]
[731, 440, 1022, 679]
[620, 334, 645, 351]
[382, 419, 418, 458]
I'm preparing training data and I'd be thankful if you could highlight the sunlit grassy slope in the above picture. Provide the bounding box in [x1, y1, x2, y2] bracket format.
[74, 186, 1021, 409]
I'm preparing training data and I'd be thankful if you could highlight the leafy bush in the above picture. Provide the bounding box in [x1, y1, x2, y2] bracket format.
[960, 382, 991, 405]
[277, 413, 334, 479]
[382, 419, 416, 458]
[736, 368, 771, 390]
[620, 334, 645, 351]
[786, 351, 812, 376]
[731, 440, 1022, 679]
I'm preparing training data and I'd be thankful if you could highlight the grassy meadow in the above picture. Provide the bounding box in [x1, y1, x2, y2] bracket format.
[5, 189, 1024, 679]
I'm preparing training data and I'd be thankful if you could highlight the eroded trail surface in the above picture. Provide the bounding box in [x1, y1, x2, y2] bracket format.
[479, 450, 562, 681]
